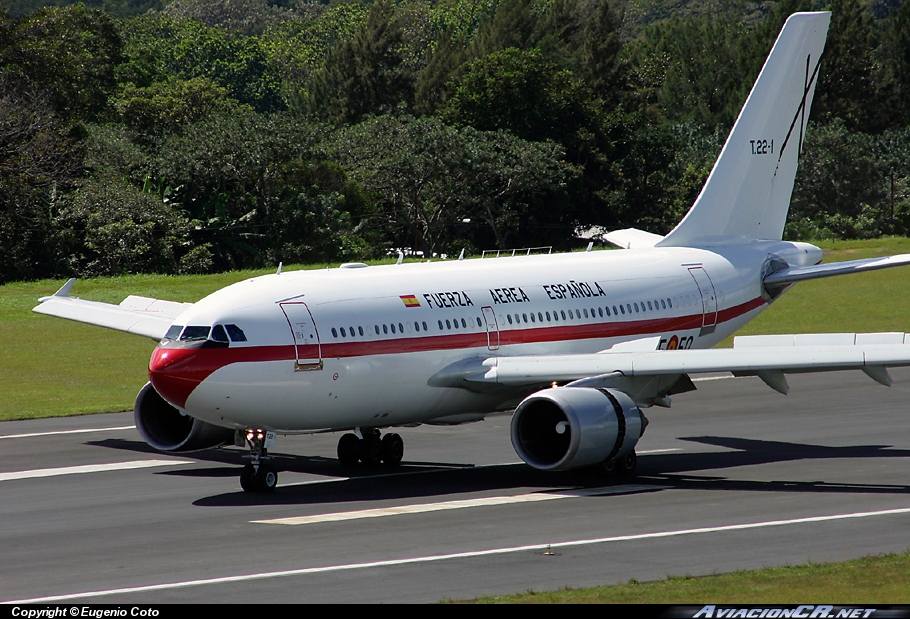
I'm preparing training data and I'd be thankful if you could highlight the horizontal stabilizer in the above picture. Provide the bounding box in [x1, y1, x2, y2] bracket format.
[33, 281, 191, 340]
[604, 228, 664, 249]
[763, 253, 910, 286]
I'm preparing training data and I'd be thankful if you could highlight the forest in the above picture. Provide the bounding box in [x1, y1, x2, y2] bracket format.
[1, 0, 909, 283]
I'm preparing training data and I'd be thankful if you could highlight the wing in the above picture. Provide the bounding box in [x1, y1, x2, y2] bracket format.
[431, 333, 910, 403]
[32, 279, 192, 341]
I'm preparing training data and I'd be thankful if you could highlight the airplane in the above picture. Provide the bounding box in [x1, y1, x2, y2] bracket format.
[33, 12, 910, 492]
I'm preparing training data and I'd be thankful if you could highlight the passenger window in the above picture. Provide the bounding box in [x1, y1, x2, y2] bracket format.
[331, 328, 338, 338]
[383, 324, 389, 334]
[399, 322, 404, 333]
[423, 321, 429, 330]
[358, 326, 364, 336]
[461, 318, 467, 328]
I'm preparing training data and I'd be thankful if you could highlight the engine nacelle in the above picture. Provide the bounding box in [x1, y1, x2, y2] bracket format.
[510, 387, 646, 471]
[134, 382, 234, 452]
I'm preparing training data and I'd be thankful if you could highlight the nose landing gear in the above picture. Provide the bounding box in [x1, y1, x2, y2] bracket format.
[337, 429, 404, 466]
[240, 428, 278, 492]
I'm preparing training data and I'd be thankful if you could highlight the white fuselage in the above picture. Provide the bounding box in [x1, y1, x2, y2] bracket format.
[151, 240, 821, 433]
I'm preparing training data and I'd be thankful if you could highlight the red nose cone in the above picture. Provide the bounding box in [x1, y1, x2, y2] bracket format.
[149, 346, 207, 409]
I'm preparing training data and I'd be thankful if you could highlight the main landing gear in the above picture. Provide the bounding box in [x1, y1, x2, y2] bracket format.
[337, 429, 404, 466]
[240, 428, 278, 493]
[580, 450, 638, 478]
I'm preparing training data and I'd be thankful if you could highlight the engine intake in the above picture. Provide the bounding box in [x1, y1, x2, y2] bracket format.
[134, 382, 234, 452]
[510, 387, 646, 470]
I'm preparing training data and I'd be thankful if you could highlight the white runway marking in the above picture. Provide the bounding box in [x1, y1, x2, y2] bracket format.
[692, 375, 734, 382]
[253, 485, 663, 526]
[0, 425, 135, 440]
[9, 506, 910, 603]
[0, 459, 192, 482]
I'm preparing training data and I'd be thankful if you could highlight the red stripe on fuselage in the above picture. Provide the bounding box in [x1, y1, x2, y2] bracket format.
[148, 297, 767, 409]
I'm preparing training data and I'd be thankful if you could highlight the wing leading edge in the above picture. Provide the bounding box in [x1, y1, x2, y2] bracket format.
[32, 279, 191, 340]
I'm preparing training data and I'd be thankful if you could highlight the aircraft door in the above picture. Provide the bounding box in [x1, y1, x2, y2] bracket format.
[482, 306, 500, 350]
[687, 267, 718, 336]
[279, 302, 323, 370]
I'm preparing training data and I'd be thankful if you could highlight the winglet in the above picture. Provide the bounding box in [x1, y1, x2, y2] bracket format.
[39, 278, 77, 302]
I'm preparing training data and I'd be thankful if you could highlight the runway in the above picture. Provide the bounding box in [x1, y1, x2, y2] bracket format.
[2, 369, 910, 603]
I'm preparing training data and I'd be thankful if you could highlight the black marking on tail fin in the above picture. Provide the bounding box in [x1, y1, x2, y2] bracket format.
[775, 53, 821, 177]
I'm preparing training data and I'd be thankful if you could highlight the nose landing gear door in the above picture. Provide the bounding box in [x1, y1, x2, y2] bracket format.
[279, 302, 323, 370]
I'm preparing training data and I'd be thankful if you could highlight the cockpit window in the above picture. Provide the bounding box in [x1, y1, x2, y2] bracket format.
[225, 324, 247, 342]
[211, 324, 229, 343]
[164, 325, 183, 340]
[180, 326, 211, 341]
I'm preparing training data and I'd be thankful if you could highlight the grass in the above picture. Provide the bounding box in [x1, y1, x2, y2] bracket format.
[461, 553, 910, 603]
[3, 237, 910, 421]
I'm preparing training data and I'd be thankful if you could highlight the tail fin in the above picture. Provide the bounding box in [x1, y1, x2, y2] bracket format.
[657, 12, 831, 248]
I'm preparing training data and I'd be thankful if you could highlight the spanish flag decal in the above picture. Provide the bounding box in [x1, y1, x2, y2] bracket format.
[400, 294, 420, 308]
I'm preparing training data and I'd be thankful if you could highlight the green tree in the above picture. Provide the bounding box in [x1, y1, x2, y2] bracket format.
[330, 114, 568, 254]
[118, 14, 282, 112]
[1, 4, 123, 121]
[305, 0, 414, 124]
[441, 47, 593, 145]
[55, 178, 192, 276]
[812, 0, 881, 132]
[114, 77, 245, 146]
[0, 81, 83, 283]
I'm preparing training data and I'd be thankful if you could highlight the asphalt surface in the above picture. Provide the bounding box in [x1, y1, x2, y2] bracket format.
[2, 369, 910, 603]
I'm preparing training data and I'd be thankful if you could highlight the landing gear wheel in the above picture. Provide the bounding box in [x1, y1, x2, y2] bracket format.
[240, 462, 278, 492]
[381, 433, 404, 465]
[240, 463, 255, 491]
[257, 463, 278, 491]
[240, 427, 277, 492]
[616, 450, 637, 477]
[337, 433, 360, 465]
[359, 434, 383, 465]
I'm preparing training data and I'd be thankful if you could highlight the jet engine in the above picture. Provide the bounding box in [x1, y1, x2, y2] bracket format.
[510, 387, 646, 471]
[134, 382, 234, 452]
